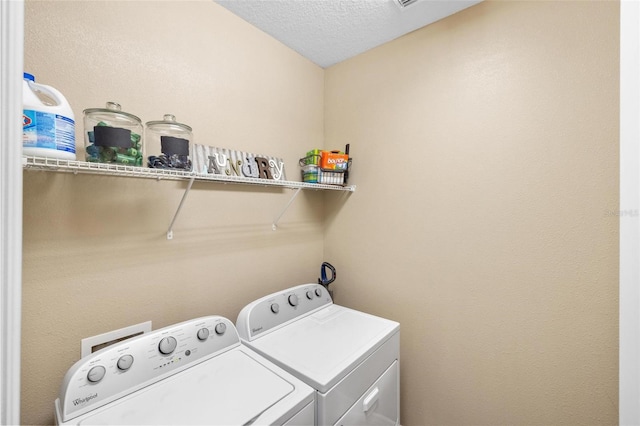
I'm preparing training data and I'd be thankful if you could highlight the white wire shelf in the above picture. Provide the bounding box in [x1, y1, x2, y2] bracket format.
[22, 156, 356, 192]
[22, 156, 355, 238]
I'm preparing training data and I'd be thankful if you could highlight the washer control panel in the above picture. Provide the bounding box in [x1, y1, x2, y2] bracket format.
[57, 316, 238, 423]
[236, 283, 332, 341]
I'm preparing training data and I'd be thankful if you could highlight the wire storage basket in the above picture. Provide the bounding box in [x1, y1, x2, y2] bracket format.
[299, 151, 352, 185]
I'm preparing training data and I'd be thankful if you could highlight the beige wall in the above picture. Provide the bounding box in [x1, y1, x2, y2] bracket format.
[324, 1, 619, 425]
[23, 1, 325, 424]
[22, 1, 619, 425]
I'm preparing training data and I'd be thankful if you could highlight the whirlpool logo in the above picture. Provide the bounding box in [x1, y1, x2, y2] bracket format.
[73, 393, 98, 406]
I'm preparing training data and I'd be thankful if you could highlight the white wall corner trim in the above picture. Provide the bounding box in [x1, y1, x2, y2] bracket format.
[0, 0, 24, 424]
[620, 1, 640, 424]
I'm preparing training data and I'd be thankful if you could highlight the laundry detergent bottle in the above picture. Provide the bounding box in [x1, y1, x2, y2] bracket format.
[22, 72, 76, 160]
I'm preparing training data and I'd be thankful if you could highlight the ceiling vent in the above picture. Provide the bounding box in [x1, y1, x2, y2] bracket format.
[396, 0, 420, 8]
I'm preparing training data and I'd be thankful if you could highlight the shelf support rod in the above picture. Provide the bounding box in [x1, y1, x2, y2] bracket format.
[272, 187, 302, 231]
[167, 176, 195, 240]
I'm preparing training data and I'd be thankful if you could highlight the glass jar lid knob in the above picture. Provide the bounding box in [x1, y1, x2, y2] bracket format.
[106, 101, 122, 111]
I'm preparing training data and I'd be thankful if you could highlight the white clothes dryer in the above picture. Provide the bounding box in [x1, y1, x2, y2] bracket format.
[55, 316, 314, 425]
[236, 284, 400, 426]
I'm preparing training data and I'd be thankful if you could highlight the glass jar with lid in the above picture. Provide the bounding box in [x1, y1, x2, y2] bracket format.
[83, 102, 144, 166]
[145, 114, 193, 170]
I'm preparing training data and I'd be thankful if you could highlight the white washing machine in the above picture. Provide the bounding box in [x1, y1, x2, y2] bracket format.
[236, 284, 400, 426]
[55, 316, 314, 425]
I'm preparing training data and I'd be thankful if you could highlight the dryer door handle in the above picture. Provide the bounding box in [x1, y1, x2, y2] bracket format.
[363, 387, 380, 412]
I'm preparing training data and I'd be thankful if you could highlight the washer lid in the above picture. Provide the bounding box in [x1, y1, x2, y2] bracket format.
[248, 305, 399, 393]
[76, 349, 296, 425]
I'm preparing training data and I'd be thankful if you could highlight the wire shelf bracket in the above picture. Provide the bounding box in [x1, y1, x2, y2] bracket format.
[166, 176, 195, 240]
[272, 187, 302, 231]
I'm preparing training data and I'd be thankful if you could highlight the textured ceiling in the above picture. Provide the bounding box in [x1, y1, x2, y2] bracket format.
[215, 0, 482, 68]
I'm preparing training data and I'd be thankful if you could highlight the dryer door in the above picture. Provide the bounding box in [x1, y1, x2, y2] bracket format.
[333, 361, 399, 426]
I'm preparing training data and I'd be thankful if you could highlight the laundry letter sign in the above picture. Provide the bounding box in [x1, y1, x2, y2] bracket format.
[193, 144, 286, 181]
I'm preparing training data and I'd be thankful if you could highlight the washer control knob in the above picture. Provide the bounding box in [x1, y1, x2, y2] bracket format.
[215, 323, 227, 335]
[197, 328, 210, 341]
[315, 288, 323, 297]
[288, 294, 299, 307]
[87, 365, 106, 383]
[158, 336, 177, 355]
[117, 354, 134, 371]
[306, 290, 314, 300]
[271, 303, 280, 314]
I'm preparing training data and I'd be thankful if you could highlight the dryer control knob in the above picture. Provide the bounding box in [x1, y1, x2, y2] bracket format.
[315, 288, 323, 297]
[271, 303, 280, 314]
[197, 328, 209, 341]
[306, 290, 314, 300]
[87, 365, 106, 383]
[117, 354, 134, 371]
[288, 294, 299, 307]
[158, 336, 177, 355]
[215, 323, 227, 335]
